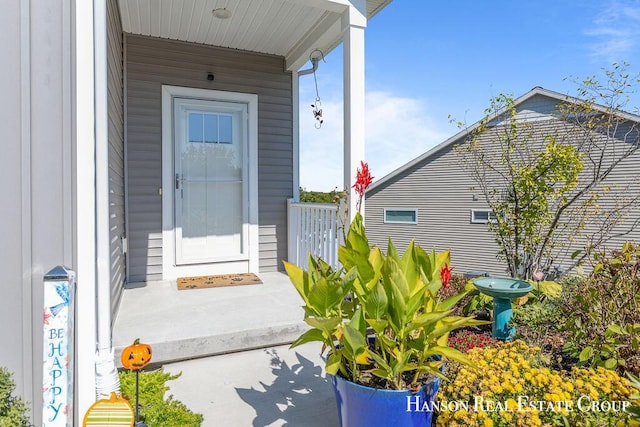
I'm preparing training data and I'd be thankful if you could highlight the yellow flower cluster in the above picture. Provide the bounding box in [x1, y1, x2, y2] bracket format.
[435, 340, 637, 427]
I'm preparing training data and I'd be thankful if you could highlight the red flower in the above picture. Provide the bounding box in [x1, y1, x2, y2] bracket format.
[440, 264, 453, 288]
[448, 330, 498, 353]
[352, 161, 374, 213]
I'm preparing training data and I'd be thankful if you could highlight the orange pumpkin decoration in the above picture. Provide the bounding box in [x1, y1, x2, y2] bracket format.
[121, 338, 152, 371]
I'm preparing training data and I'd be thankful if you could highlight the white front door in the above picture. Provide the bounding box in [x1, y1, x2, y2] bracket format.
[161, 86, 259, 279]
[174, 98, 247, 264]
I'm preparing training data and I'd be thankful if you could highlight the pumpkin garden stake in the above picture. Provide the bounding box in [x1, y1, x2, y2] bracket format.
[121, 338, 152, 426]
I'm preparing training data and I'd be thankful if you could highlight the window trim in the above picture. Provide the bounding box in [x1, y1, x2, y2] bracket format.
[470, 209, 497, 224]
[383, 208, 418, 224]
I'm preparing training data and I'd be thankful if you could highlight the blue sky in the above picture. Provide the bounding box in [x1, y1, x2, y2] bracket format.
[298, 0, 640, 191]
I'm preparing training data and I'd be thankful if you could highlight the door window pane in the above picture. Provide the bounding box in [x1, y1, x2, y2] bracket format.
[203, 114, 218, 144]
[188, 113, 203, 143]
[219, 115, 233, 144]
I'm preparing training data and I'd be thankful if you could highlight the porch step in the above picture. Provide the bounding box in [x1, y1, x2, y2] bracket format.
[112, 272, 309, 366]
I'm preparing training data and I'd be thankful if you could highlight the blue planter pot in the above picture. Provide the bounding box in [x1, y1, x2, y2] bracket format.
[329, 373, 441, 427]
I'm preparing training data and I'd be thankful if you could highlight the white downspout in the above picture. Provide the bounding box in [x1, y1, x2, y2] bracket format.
[94, 0, 120, 398]
[75, 0, 98, 418]
[292, 69, 300, 203]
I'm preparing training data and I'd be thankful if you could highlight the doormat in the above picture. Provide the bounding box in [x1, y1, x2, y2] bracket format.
[177, 273, 262, 290]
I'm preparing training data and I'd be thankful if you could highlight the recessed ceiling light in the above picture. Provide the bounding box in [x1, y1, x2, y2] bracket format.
[212, 8, 232, 19]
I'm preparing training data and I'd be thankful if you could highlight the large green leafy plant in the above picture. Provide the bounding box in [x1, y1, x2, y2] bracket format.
[285, 210, 486, 390]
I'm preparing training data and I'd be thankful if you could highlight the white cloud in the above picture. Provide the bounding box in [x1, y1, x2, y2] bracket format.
[364, 91, 450, 183]
[587, 0, 640, 60]
[299, 89, 450, 191]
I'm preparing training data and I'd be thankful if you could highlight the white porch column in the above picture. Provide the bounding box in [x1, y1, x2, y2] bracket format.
[342, 1, 367, 221]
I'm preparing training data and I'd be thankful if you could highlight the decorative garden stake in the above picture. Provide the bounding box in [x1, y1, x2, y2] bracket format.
[43, 266, 76, 427]
[82, 392, 134, 427]
[121, 339, 152, 427]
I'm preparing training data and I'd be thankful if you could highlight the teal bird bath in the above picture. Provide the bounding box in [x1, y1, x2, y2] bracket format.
[472, 277, 533, 340]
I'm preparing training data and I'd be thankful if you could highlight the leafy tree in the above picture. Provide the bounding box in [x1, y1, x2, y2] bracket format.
[299, 187, 343, 204]
[454, 64, 640, 279]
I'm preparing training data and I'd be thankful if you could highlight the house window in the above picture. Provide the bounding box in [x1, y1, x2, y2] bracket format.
[471, 209, 497, 224]
[384, 209, 418, 224]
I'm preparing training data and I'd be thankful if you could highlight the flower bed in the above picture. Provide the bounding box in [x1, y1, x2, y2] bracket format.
[435, 340, 638, 426]
[448, 329, 498, 353]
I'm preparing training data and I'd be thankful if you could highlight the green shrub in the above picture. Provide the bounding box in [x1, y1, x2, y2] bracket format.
[512, 301, 563, 348]
[119, 369, 203, 427]
[560, 242, 640, 374]
[0, 367, 30, 427]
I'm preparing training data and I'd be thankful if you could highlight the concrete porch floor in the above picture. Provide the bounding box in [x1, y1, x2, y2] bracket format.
[163, 342, 340, 426]
[112, 272, 309, 365]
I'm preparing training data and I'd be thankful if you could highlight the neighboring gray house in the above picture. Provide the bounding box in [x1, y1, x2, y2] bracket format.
[1, 0, 391, 423]
[365, 87, 640, 277]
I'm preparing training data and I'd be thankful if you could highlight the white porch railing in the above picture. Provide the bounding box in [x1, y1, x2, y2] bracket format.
[287, 199, 343, 270]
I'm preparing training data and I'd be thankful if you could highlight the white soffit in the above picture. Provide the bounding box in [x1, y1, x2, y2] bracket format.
[118, 0, 392, 70]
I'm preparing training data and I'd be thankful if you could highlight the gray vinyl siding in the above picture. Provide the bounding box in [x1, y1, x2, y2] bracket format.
[366, 143, 507, 276]
[366, 93, 640, 277]
[566, 119, 640, 264]
[126, 34, 293, 282]
[107, 0, 126, 314]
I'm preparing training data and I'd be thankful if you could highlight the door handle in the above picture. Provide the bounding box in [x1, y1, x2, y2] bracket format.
[175, 173, 182, 190]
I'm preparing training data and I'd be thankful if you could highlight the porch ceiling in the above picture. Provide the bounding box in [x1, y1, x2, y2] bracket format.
[118, 0, 391, 71]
